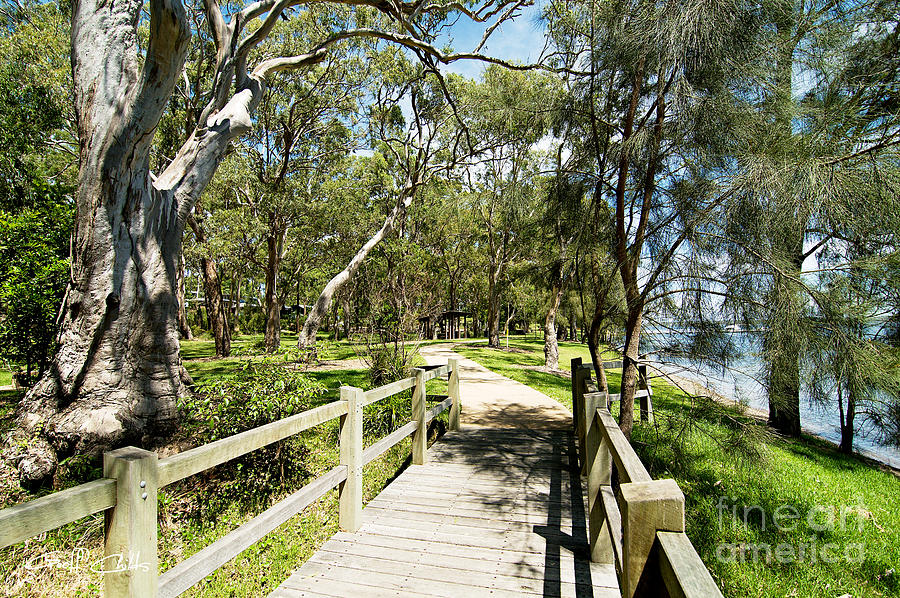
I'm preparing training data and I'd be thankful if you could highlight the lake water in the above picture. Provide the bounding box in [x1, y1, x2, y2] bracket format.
[640, 328, 900, 469]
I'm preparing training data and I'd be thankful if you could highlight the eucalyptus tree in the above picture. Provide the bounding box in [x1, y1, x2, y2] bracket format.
[15, 0, 542, 485]
[238, 20, 364, 353]
[462, 66, 559, 348]
[298, 63, 465, 349]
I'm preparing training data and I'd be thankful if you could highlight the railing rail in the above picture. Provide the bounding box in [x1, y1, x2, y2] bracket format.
[572, 357, 722, 598]
[0, 359, 462, 598]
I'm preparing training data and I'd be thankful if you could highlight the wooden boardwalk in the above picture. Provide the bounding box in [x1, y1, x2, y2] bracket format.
[271, 427, 619, 597]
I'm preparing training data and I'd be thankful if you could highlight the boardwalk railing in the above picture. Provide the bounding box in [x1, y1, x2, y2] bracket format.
[571, 358, 722, 598]
[0, 359, 461, 598]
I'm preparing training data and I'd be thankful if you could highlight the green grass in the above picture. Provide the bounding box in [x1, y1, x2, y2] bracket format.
[455, 337, 621, 410]
[0, 369, 12, 387]
[459, 339, 900, 598]
[180, 332, 359, 362]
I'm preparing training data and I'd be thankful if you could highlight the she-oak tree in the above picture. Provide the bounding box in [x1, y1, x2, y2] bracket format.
[14, 0, 536, 485]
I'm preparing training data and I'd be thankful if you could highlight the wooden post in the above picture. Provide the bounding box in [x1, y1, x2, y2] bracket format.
[103, 447, 158, 598]
[638, 364, 654, 423]
[584, 393, 613, 563]
[619, 479, 684, 598]
[412, 368, 428, 465]
[339, 385, 363, 532]
[448, 358, 461, 432]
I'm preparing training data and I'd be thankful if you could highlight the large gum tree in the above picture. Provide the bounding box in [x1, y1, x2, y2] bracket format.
[14, 0, 535, 485]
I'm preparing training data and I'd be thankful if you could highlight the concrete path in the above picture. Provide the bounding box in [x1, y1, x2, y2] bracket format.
[419, 344, 573, 431]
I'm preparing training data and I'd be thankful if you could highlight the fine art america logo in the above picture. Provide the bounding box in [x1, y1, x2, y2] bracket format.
[715, 495, 867, 564]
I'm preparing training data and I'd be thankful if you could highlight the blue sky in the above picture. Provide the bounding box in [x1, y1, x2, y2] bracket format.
[434, 1, 549, 80]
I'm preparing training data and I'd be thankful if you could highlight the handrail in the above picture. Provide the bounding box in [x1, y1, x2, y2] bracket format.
[572, 357, 722, 598]
[158, 400, 349, 487]
[592, 406, 652, 483]
[0, 478, 117, 548]
[0, 358, 463, 598]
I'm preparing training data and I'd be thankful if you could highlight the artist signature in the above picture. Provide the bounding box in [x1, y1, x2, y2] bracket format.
[19, 549, 151, 577]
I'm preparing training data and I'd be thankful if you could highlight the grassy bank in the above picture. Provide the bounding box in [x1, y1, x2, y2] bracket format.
[457, 338, 900, 598]
[0, 337, 449, 597]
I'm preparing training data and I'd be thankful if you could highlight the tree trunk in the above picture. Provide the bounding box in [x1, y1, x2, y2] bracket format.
[588, 300, 610, 395]
[619, 308, 643, 439]
[298, 190, 415, 349]
[838, 384, 856, 453]
[264, 233, 282, 353]
[765, 6, 802, 439]
[176, 253, 194, 340]
[200, 256, 231, 357]
[189, 215, 231, 357]
[15, 0, 194, 485]
[232, 276, 242, 335]
[544, 285, 564, 370]
[487, 268, 501, 348]
[343, 295, 351, 340]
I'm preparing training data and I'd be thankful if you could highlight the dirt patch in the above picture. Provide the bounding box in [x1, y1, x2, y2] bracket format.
[301, 358, 368, 372]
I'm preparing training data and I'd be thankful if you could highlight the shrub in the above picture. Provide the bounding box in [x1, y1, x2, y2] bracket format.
[178, 359, 328, 513]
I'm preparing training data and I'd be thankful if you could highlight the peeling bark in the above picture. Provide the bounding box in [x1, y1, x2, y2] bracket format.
[176, 253, 194, 340]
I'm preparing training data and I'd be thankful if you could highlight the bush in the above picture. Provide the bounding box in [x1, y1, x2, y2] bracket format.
[178, 359, 328, 513]
[0, 183, 72, 380]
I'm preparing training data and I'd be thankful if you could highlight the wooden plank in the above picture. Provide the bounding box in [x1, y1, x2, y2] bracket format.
[322, 535, 617, 588]
[280, 571, 403, 598]
[448, 358, 460, 431]
[657, 531, 723, 598]
[103, 447, 158, 598]
[362, 504, 585, 534]
[601, 486, 624, 576]
[388, 473, 579, 492]
[364, 497, 581, 527]
[412, 368, 427, 465]
[361, 377, 416, 406]
[158, 400, 348, 487]
[358, 519, 581, 556]
[267, 587, 336, 598]
[368, 487, 582, 511]
[292, 558, 556, 598]
[0, 477, 116, 549]
[421, 363, 450, 381]
[425, 396, 452, 422]
[361, 420, 418, 465]
[373, 487, 580, 511]
[308, 546, 600, 597]
[619, 479, 685, 598]
[358, 520, 550, 555]
[158, 465, 346, 598]
[578, 361, 625, 370]
[595, 408, 652, 483]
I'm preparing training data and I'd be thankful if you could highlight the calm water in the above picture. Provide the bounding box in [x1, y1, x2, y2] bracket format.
[640, 329, 900, 469]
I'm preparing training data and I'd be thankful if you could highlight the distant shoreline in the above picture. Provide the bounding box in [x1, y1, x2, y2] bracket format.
[658, 368, 900, 477]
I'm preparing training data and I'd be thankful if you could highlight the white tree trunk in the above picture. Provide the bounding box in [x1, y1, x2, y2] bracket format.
[298, 192, 414, 349]
[15, 0, 260, 484]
